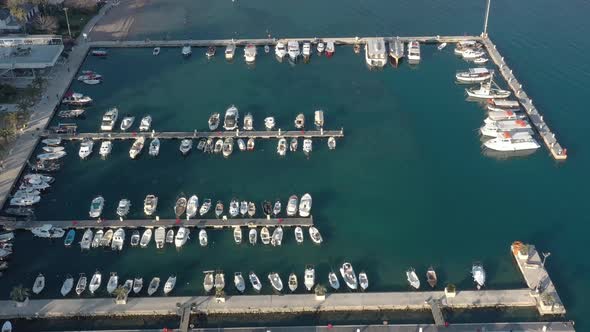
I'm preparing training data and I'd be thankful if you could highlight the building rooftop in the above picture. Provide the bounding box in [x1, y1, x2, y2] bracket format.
[0, 35, 63, 69]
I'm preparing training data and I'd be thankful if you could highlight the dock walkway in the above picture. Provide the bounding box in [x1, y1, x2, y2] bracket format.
[0, 216, 313, 231]
[482, 36, 567, 160]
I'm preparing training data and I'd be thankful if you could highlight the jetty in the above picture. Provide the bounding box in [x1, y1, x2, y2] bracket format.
[0, 216, 313, 231]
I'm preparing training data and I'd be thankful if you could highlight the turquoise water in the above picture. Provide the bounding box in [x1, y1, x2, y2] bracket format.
[4, 0, 590, 328]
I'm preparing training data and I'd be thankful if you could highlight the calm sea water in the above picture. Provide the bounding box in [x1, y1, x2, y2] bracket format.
[4, 0, 590, 329]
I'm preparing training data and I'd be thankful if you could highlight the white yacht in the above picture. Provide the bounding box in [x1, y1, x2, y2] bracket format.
[78, 139, 94, 159]
[287, 195, 298, 216]
[89, 271, 101, 294]
[116, 199, 131, 218]
[309, 226, 323, 244]
[264, 117, 275, 130]
[294, 226, 304, 244]
[144, 194, 158, 215]
[229, 199, 239, 217]
[472, 263, 486, 289]
[238, 138, 246, 151]
[294, 113, 305, 129]
[91, 230, 103, 248]
[260, 227, 271, 245]
[111, 228, 125, 250]
[339, 262, 358, 290]
[155, 227, 166, 249]
[63, 93, 92, 105]
[407, 41, 421, 64]
[302, 42, 311, 58]
[223, 105, 239, 130]
[149, 138, 160, 156]
[225, 44, 236, 60]
[275, 41, 287, 59]
[10, 194, 40, 207]
[406, 268, 420, 289]
[214, 272, 225, 290]
[243, 113, 254, 130]
[186, 195, 199, 218]
[271, 226, 283, 246]
[303, 139, 312, 154]
[199, 198, 212, 216]
[364, 38, 387, 68]
[100, 230, 114, 247]
[326, 41, 335, 57]
[484, 132, 540, 152]
[182, 44, 192, 57]
[89, 196, 104, 218]
[466, 80, 511, 99]
[485, 111, 526, 123]
[120, 116, 135, 131]
[317, 42, 325, 53]
[139, 115, 152, 131]
[299, 193, 312, 217]
[129, 137, 145, 159]
[140, 228, 152, 248]
[203, 272, 214, 293]
[100, 108, 118, 131]
[133, 277, 143, 294]
[175, 227, 189, 247]
[179, 139, 192, 155]
[99, 141, 112, 157]
[287, 41, 300, 61]
[199, 229, 208, 247]
[480, 119, 532, 137]
[244, 44, 257, 63]
[80, 229, 93, 250]
[455, 68, 492, 83]
[277, 138, 287, 156]
[462, 49, 486, 59]
[304, 265, 315, 291]
[288, 273, 298, 292]
[389, 37, 404, 66]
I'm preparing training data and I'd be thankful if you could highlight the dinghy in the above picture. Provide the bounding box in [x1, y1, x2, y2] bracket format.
[249, 272, 262, 292]
[249, 228, 257, 245]
[203, 272, 214, 293]
[234, 272, 246, 293]
[89, 271, 101, 294]
[147, 277, 160, 296]
[75, 273, 87, 295]
[288, 273, 298, 292]
[304, 266, 315, 291]
[294, 226, 304, 244]
[133, 277, 143, 294]
[32, 273, 45, 294]
[107, 272, 119, 294]
[309, 226, 323, 244]
[260, 227, 271, 245]
[199, 229, 208, 247]
[233, 227, 242, 244]
[61, 275, 74, 296]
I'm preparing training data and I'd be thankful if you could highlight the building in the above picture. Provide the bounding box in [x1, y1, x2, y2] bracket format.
[19, 3, 39, 23]
[0, 35, 64, 83]
[0, 9, 23, 33]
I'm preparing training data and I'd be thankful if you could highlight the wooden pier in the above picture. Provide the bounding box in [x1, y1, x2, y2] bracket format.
[0, 216, 313, 231]
[41, 129, 344, 141]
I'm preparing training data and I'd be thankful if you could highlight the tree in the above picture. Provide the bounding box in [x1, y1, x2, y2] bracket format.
[112, 286, 128, 302]
[34, 15, 58, 33]
[64, 0, 97, 13]
[5, 112, 19, 131]
[16, 99, 30, 120]
[10, 285, 31, 302]
[0, 128, 16, 142]
[314, 284, 327, 296]
[7, 0, 28, 23]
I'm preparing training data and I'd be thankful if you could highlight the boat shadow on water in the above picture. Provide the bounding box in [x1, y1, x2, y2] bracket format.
[481, 147, 538, 160]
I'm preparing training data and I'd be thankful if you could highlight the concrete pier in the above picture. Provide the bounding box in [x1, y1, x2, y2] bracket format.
[0, 216, 313, 231]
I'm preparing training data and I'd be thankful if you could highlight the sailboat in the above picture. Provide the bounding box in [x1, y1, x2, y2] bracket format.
[75, 273, 87, 295]
[233, 227, 242, 244]
[268, 272, 283, 292]
[107, 272, 119, 294]
[304, 265, 315, 291]
[288, 273, 298, 292]
[203, 272, 214, 293]
[234, 272, 246, 293]
[339, 262, 358, 290]
[61, 275, 74, 296]
[249, 228, 257, 245]
[406, 268, 420, 290]
[199, 229, 208, 247]
[328, 272, 340, 290]
[164, 275, 176, 294]
[249, 272, 262, 292]
[89, 271, 102, 294]
[147, 277, 160, 296]
[426, 267, 437, 288]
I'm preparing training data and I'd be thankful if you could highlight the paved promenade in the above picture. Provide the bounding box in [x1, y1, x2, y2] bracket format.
[0, 289, 534, 319]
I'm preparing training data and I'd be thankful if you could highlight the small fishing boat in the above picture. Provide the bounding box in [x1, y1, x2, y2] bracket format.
[340, 262, 357, 290]
[80, 229, 93, 250]
[203, 272, 214, 293]
[272, 200, 281, 216]
[199, 199, 212, 216]
[247, 201, 256, 217]
[456, 68, 492, 83]
[206, 46, 216, 58]
[215, 201, 224, 217]
[288, 273, 298, 292]
[247, 138, 255, 151]
[234, 272, 246, 293]
[75, 273, 87, 295]
[294, 226, 304, 244]
[406, 268, 420, 290]
[314, 110, 324, 127]
[295, 113, 305, 129]
[214, 139, 223, 154]
[309, 226, 322, 244]
[199, 229, 208, 247]
[472, 263, 486, 289]
[100, 229, 113, 247]
[147, 277, 160, 296]
[214, 272, 225, 290]
[264, 117, 275, 130]
[179, 139, 192, 155]
[268, 272, 283, 292]
[120, 116, 135, 131]
[89, 196, 105, 218]
[466, 80, 511, 99]
[271, 226, 283, 246]
[153, 47, 160, 56]
[303, 139, 312, 155]
[299, 193, 312, 217]
[133, 277, 143, 294]
[174, 196, 187, 218]
[107, 272, 119, 294]
[277, 138, 287, 156]
[225, 44, 235, 60]
[260, 227, 271, 245]
[249, 272, 262, 292]
[359, 271, 369, 290]
[129, 137, 145, 159]
[140, 228, 152, 248]
[162, 227, 172, 246]
[317, 42, 325, 53]
[426, 266, 437, 288]
[329, 272, 340, 290]
[91, 230, 103, 248]
[249, 228, 257, 245]
[186, 195, 199, 218]
[139, 115, 152, 131]
[243, 113, 254, 130]
[229, 199, 239, 217]
[174, 227, 189, 248]
[233, 227, 242, 244]
[238, 138, 246, 151]
[287, 195, 298, 216]
[99, 141, 112, 158]
[89, 271, 101, 294]
[144, 194, 158, 216]
[149, 138, 160, 156]
[111, 228, 125, 251]
[182, 44, 192, 57]
[240, 201, 248, 216]
[123, 279, 133, 295]
[197, 138, 207, 151]
[222, 137, 233, 157]
[208, 113, 220, 131]
[61, 275, 74, 296]
[58, 109, 85, 118]
[116, 199, 131, 218]
[64, 229, 76, 247]
[164, 275, 176, 294]
[438, 42, 447, 50]
[304, 265, 315, 291]
[473, 57, 489, 64]
[326, 41, 335, 57]
[42, 138, 62, 146]
[328, 137, 336, 150]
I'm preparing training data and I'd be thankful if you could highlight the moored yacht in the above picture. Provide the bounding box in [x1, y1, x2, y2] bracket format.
[303, 139, 312, 155]
[243, 113, 253, 130]
[317, 41, 325, 54]
[182, 44, 191, 57]
[456, 68, 492, 83]
[484, 132, 540, 152]
[89, 271, 101, 294]
[302, 42, 311, 59]
[234, 272, 246, 293]
[275, 41, 287, 59]
[268, 272, 283, 292]
[223, 105, 239, 130]
[462, 48, 486, 59]
[100, 108, 118, 131]
[199, 198, 212, 216]
[186, 195, 199, 218]
[99, 141, 112, 157]
[209, 112, 220, 131]
[111, 228, 125, 251]
[139, 115, 152, 131]
[89, 196, 104, 218]
[116, 199, 131, 218]
[480, 119, 532, 137]
[407, 41, 421, 64]
[233, 226, 242, 244]
[129, 137, 145, 159]
[359, 271, 369, 290]
[144, 194, 158, 215]
[63, 92, 92, 106]
[325, 41, 335, 57]
[277, 138, 287, 156]
[406, 268, 420, 289]
[244, 44, 257, 63]
[389, 37, 404, 66]
[225, 44, 236, 60]
[120, 116, 135, 131]
[339, 262, 357, 290]
[290, 138, 298, 152]
[288, 273, 298, 292]
[78, 139, 94, 159]
[485, 111, 526, 122]
[175, 227, 189, 247]
[426, 267, 438, 288]
[287, 195, 298, 216]
[249, 272, 262, 292]
[264, 117, 275, 130]
[309, 226, 323, 244]
[295, 113, 305, 129]
[294, 226, 304, 243]
[222, 137, 233, 157]
[287, 41, 300, 61]
[174, 195, 187, 218]
[299, 193, 312, 217]
[156, 227, 166, 249]
[304, 265, 315, 291]
[466, 80, 511, 99]
[472, 263, 486, 289]
[149, 138, 160, 156]
[249, 228, 257, 245]
[329, 272, 340, 290]
[364, 38, 387, 68]
[179, 139, 192, 155]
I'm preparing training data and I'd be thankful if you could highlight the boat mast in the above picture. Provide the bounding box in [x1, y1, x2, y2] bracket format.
[483, 0, 492, 37]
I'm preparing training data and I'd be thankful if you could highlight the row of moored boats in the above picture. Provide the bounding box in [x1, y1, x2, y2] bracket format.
[404, 263, 486, 290]
[0, 231, 15, 276]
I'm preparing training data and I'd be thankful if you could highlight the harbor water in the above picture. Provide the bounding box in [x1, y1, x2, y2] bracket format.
[3, 0, 590, 329]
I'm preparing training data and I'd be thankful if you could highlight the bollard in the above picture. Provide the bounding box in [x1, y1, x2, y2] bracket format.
[321, 128, 324, 135]
[156, 216, 160, 221]
[278, 128, 281, 136]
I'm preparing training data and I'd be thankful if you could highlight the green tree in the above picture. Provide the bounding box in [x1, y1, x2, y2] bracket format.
[16, 99, 30, 118]
[112, 286, 128, 301]
[314, 284, 327, 296]
[5, 112, 19, 131]
[34, 15, 58, 33]
[10, 284, 31, 302]
[0, 128, 16, 142]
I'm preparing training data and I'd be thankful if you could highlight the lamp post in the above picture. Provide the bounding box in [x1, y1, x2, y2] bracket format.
[63, 7, 72, 38]
[483, 0, 492, 36]
[542, 252, 551, 267]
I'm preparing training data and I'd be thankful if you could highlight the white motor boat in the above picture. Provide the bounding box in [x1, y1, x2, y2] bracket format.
[179, 139, 192, 155]
[288, 273, 298, 292]
[238, 139, 246, 151]
[229, 199, 239, 217]
[473, 57, 489, 64]
[359, 271, 369, 290]
[303, 139, 312, 154]
[175, 227, 189, 247]
[317, 42, 325, 53]
[99, 141, 112, 157]
[223, 105, 239, 130]
[37, 150, 66, 161]
[32, 273, 45, 294]
[249, 272, 262, 292]
[116, 199, 131, 218]
[100, 108, 118, 131]
[268, 272, 283, 292]
[304, 266, 315, 291]
[147, 277, 160, 296]
[287, 41, 300, 61]
[153, 47, 160, 56]
[247, 201, 256, 217]
[89, 271, 102, 294]
[89, 196, 105, 218]
[340, 262, 358, 290]
[31, 224, 64, 238]
[182, 44, 192, 57]
[244, 44, 257, 63]
[466, 81, 511, 99]
[314, 109, 324, 127]
[309, 226, 323, 244]
[186, 195, 199, 218]
[111, 228, 125, 250]
[260, 227, 271, 245]
[156, 227, 166, 249]
[249, 228, 257, 245]
[234, 272, 246, 293]
[480, 119, 532, 137]
[203, 272, 214, 293]
[140, 228, 152, 248]
[214, 139, 223, 153]
[63, 92, 92, 106]
[133, 277, 143, 294]
[275, 41, 287, 59]
[199, 229, 208, 247]
[129, 137, 145, 159]
[42, 138, 61, 146]
[239, 200, 248, 216]
[41, 145, 64, 152]
[438, 42, 448, 50]
[328, 137, 336, 150]
[100, 230, 113, 247]
[78, 139, 94, 159]
[272, 200, 281, 216]
[389, 37, 404, 66]
[302, 42, 311, 58]
[139, 115, 152, 131]
[91, 230, 103, 248]
[80, 229, 93, 250]
[328, 272, 340, 290]
[484, 132, 540, 152]
[271, 226, 283, 246]
[164, 275, 176, 294]
[407, 41, 421, 64]
[233, 226, 242, 244]
[364, 38, 387, 68]
[149, 138, 160, 156]
[456, 68, 492, 83]
[76, 273, 87, 295]
[294, 226, 304, 244]
[120, 116, 135, 131]
[199, 198, 212, 216]
[406, 268, 420, 290]
[326, 41, 335, 57]
[487, 110, 525, 121]
[264, 117, 275, 130]
[214, 272, 225, 290]
[208, 112, 221, 131]
[294, 113, 305, 129]
[222, 137, 233, 157]
[122, 279, 133, 295]
[243, 112, 254, 130]
[287, 195, 298, 216]
[10, 194, 40, 206]
[277, 138, 287, 156]
[225, 44, 236, 60]
[472, 263, 486, 289]
[144, 194, 158, 215]
[462, 49, 486, 59]
[107, 272, 119, 294]
[299, 193, 312, 217]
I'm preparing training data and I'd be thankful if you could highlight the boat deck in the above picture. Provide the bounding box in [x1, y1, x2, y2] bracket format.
[0, 216, 313, 230]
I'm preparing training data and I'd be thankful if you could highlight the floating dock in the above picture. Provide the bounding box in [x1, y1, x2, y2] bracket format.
[41, 129, 344, 141]
[0, 216, 313, 231]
